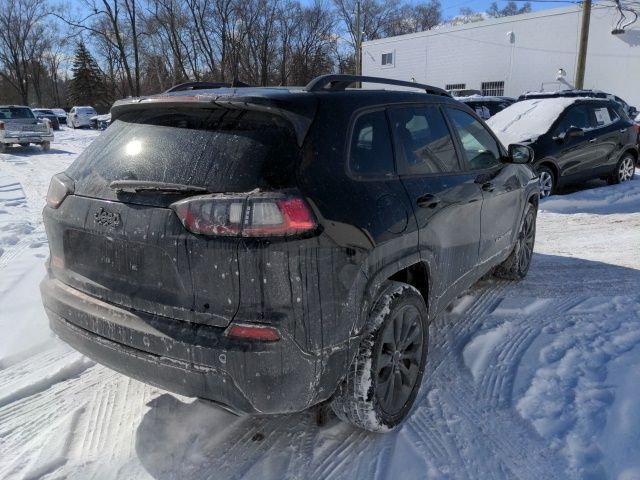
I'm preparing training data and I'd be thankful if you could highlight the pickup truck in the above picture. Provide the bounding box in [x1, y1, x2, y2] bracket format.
[0, 105, 54, 153]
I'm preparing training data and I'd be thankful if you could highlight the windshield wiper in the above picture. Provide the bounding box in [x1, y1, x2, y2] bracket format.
[109, 180, 208, 194]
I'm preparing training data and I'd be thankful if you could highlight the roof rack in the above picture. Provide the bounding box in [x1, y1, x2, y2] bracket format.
[164, 78, 254, 94]
[304, 74, 451, 97]
[164, 81, 231, 93]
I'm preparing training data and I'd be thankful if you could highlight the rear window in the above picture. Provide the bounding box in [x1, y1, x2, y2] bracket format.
[0, 107, 35, 120]
[67, 108, 299, 193]
[78, 107, 97, 115]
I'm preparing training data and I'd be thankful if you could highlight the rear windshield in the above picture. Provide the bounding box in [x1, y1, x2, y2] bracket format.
[78, 107, 97, 114]
[0, 107, 35, 120]
[67, 108, 300, 194]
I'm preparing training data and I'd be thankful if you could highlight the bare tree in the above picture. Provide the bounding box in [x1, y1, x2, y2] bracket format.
[0, 0, 49, 104]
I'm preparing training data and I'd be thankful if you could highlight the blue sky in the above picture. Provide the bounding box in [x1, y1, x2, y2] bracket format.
[423, 0, 575, 18]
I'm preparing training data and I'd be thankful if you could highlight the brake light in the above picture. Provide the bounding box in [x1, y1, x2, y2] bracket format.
[226, 324, 280, 342]
[0, 121, 4, 130]
[46, 173, 75, 208]
[171, 193, 317, 237]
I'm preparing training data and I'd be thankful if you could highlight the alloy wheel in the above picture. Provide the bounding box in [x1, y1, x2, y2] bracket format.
[619, 157, 635, 183]
[539, 170, 553, 198]
[376, 305, 424, 415]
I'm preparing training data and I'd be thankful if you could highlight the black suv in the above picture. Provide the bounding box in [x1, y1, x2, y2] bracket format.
[40, 75, 539, 432]
[456, 95, 515, 120]
[488, 97, 638, 198]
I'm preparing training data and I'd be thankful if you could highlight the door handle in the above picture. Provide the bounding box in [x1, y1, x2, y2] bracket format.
[588, 138, 598, 143]
[620, 128, 628, 133]
[416, 193, 440, 209]
[481, 182, 495, 192]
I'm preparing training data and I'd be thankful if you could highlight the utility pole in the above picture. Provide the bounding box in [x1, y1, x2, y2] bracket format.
[355, 0, 362, 84]
[575, 0, 592, 89]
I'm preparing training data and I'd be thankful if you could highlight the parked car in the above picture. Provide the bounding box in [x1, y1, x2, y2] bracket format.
[51, 108, 68, 125]
[67, 106, 97, 128]
[40, 75, 539, 432]
[457, 95, 516, 120]
[32, 108, 61, 131]
[448, 88, 482, 98]
[518, 89, 639, 119]
[0, 105, 54, 152]
[487, 97, 638, 198]
[89, 113, 111, 130]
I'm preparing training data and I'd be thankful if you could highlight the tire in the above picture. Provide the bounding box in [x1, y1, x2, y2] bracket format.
[537, 166, 555, 198]
[0, 143, 6, 153]
[19, 143, 29, 147]
[70, 120, 75, 129]
[608, 154, 635, 184]
[494, 203, 536, 280]
[331, 281, 428, 432]
[41, 141, 51, 152]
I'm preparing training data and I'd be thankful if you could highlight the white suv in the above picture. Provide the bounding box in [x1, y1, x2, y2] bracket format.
[67, 106, 97, 129]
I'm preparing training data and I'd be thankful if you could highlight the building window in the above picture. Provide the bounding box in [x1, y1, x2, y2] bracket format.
[445, 83, 466, 91]
[381, 52, 394, 67]
[481, 81, 505, 96]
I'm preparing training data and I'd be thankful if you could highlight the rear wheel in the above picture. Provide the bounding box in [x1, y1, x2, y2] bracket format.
[41, 141, 51, 152]
[609, 154, 635, 184]
[494, 203, 536, 280]
[537, 166, 555, 198]
[0, 143, 6, 153]
[331, 281, 428, 432]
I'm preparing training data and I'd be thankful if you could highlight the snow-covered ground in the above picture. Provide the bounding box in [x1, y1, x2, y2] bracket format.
[0, 128, 639, 479]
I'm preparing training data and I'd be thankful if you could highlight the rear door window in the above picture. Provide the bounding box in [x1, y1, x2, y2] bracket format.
[389, 106, 460, 174]
[349, 110, 395, 177]
[591, 105, 617, 127]
[445, 108, 502, 170]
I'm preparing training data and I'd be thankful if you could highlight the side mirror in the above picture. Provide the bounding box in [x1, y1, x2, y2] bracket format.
[628, 106, 638, 117]
[507, 144, 534, 164]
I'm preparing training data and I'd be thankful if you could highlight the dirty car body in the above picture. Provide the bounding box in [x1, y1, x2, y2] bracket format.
[41, 76, 539, 420]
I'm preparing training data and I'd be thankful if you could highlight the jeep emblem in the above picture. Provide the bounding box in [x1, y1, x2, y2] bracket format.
[94, 207, 121, 228]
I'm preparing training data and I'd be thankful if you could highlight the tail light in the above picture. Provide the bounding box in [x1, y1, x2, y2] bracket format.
[0, 121, 4, 130]
[632, 123, 640, 135]
[226, 323, 280, 342]
[46, 173, 75, 208]
[171, 193, 317, 237]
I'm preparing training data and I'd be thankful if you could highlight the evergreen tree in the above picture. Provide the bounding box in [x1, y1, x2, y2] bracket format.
[68, 42, 109, 110]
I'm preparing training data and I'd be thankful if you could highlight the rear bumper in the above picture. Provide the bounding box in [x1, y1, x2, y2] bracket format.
[1, 133, 53, 144]
[41, 276, 351, 414]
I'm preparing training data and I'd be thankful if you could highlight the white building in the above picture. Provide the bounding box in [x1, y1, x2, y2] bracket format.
[362, 6, 640, 107]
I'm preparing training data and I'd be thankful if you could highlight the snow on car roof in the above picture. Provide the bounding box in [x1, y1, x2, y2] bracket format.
[487, 97, 585, 146]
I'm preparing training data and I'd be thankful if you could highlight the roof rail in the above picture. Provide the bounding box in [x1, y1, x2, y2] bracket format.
[163, 81, 231, 93]
[305, 74, 451, 97]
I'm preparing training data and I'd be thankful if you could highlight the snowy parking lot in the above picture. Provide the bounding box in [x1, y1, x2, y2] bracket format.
[0, 128, 639, 479]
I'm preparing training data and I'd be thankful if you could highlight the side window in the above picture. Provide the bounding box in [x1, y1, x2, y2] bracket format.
[446, 108, 502, 170]
[389, 106, 460, 175]
[349, 110, 395, 177]
[554, 105, 593, 134]
[592, 105, 616, 127]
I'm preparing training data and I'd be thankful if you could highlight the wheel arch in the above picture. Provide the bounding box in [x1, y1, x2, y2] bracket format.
[388, 261, 430, 312]
[537, 159, 559, 182]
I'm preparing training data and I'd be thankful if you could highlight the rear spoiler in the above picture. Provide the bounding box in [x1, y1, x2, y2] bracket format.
[110, 94, 316, 147]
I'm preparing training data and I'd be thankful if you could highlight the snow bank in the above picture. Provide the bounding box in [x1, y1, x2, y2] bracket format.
[487, 97, 578, 146]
